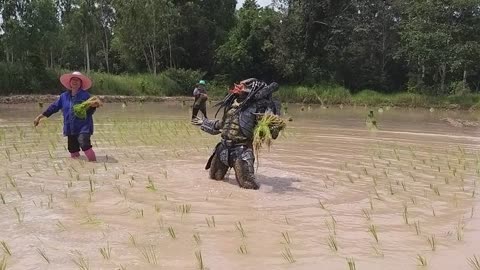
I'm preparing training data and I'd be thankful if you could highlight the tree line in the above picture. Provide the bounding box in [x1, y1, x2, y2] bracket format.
[0, 0, 479, 95]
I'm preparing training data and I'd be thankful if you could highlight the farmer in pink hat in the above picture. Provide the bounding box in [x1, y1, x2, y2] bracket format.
[34, 71, 101, 162]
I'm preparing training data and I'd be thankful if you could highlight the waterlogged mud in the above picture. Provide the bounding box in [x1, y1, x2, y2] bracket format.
[0, 102, 479, 270]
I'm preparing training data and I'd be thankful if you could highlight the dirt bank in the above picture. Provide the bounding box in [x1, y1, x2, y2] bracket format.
[0, 94, 197, 104]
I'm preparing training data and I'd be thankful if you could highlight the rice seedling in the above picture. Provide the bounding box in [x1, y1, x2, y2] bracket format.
[139, 245, 158, 265]
[0, 242, 11, 256]
[6, 175, 16, 188]
[72, 252, 90, 270]
[417, 254, 428, 267]
[281, 232, 292, 245]
[388, 182, 394, 195]
[410, 196, 417, 205]
[15, 189, 22, 199]
[414, 221, 421, 235]
[56, 220, 66, 231]
[362, 208, 371, 221]
[37, 248, 50, 264]
[368, 224, 379, 243]
[128, 233, 137, 247]
[5, 149, 11, 161]
[235, 221, 246, 238]
[82, 212, 102, 225]
[99, 242, 112, 260]
[0, 194, 5, 204]
[457, 218, 465, 241]
[154, 204, 161, 213]
[432, 205, 436, 217]
[468, 255, 480, 270]
[347, 174, 355, 183]
[146, 177, 156, 191]
[327, 235, 338, 252]
[193, 233, 201, 245]
[427, 235, 436, 251]
[282, 247, 296, 263]
[253, 112, 287, 161]
[134, 208, 144, 218]
[401, 181, 407, 191]
[238, 244, 248, 254]
[89, 178, 95, 193]
[471, 207, 475, 219]
[347, 257, 356, 270]
[205, 216, 216, 228]
[0, 256, 7, 270]
[195, 250, 205, 270]
[372, 176, 378, 186]
[168, 226, 177, 239]
[403, 205, 409, 225]
[372, 244, 384, 257]
[73, 97, 102, 119]
[444, 177, 450, 184]
[13, 207, 24, 224]
[177, 204, 192, 215]
[325, 217, 337, 235]
[318, 199, 326, 209]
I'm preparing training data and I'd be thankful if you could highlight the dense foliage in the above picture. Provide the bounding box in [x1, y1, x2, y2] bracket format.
[0, 0, 479, 95]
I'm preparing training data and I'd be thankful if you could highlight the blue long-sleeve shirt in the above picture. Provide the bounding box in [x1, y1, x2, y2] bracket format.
[42, 90, 96, 136]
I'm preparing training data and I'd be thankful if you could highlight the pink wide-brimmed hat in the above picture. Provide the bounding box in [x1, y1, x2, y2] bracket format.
[60, 71, 92, 90]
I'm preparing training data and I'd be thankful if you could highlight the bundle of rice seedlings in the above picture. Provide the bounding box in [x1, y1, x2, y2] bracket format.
[73, 96, 103, 119]
[253, 111, 286, 163]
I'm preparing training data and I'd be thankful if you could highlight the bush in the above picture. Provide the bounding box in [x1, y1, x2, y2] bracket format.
[90, 72, 181, 96]
[162, 68, 207, 96]
[0, 61, 59, 95]
[449, 81, 471, 96]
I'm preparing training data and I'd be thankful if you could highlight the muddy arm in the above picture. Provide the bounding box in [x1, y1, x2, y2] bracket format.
[270, 126, 280, 140]
[201, 119, 222, 135]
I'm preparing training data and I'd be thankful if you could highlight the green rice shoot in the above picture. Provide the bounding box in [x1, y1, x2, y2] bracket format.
[73, 96, 102, 119]
[253, 111, 286, 163]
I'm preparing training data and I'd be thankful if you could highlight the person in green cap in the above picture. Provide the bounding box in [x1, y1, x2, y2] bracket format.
[192, 80, 208, 123]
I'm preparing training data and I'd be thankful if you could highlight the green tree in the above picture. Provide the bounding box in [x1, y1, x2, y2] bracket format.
[114, 0, 179, 74]
[397, 0, 480, 94]
[97, 0, 115, 72]
[23, 0, 60, 67]
[173, 0, 236, 72]
[215, 1, 280, 80]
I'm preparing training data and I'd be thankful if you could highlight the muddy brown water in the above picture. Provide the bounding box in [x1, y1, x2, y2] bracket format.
[0, 102, 479, 270]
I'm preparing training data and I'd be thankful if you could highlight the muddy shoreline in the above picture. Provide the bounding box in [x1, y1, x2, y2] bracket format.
[0, 94, 201, 104]
[0, 94, 475, 111]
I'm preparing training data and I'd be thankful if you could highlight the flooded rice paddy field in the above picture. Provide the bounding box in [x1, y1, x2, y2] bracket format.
[0, 102, 479, 270]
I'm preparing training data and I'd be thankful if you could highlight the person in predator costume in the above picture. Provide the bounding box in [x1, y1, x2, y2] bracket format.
[199, 78, 282, 190]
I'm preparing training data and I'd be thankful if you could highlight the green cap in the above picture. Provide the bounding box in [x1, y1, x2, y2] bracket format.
[199, 80, 206, 85]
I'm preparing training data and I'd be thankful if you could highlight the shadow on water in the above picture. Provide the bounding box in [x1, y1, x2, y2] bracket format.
[258, 175, 302, 194]
[97, 155, 119, 163]
[219, 171, 302, 193]
[75, 155, 119, 163]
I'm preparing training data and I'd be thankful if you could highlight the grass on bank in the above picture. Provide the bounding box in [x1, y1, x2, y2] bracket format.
[1, 63, 479, 109]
